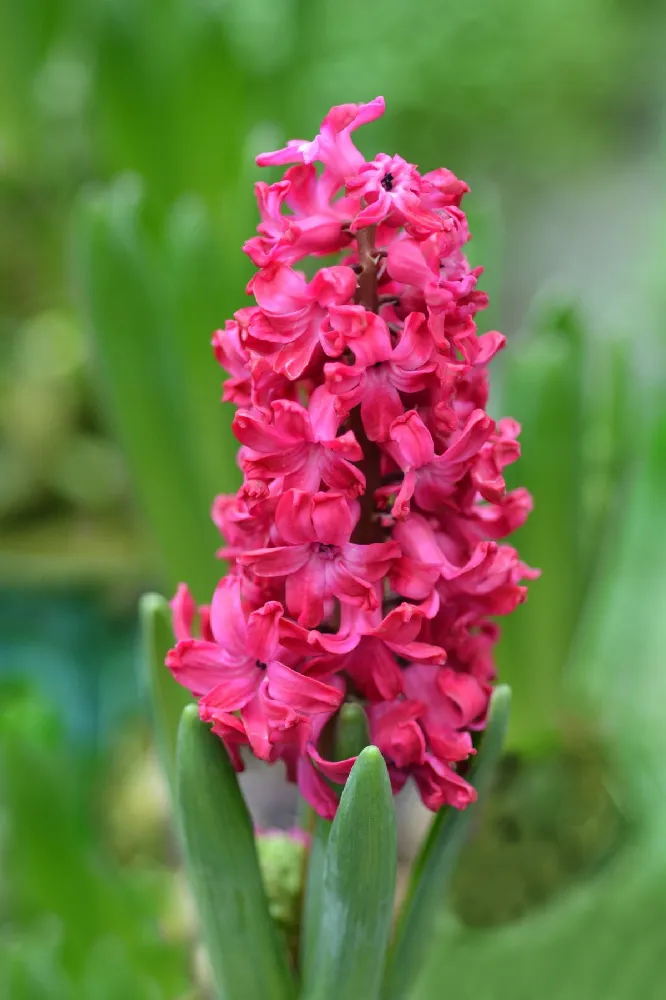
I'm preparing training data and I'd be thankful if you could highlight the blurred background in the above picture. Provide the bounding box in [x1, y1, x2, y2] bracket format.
[1, 1, 665, 997]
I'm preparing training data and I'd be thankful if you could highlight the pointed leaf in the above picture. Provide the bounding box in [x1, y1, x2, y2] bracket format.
[299, 700, 371, 983]
[139, 592, 190, 790]
[299, 815, 331, 987]
[175, 706, 295, 1000]
[301, 746, 397, 1000]
[384, 686, 510, 1000]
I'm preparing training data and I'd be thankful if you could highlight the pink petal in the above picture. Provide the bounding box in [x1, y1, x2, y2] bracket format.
[328, 560, 377, 609]
[208, 577, 248, 653]
[413, 755, 476, 811]
[296, 753, 339, 820]
[285, 554, 328, 627]
[166, 639, 227, 697]
[309, 266, 357, 307]
[250, 263, 311, 315]
[246, 602, 283, 662]
[233, 409, 296, 452]
[275, 490, 317, 544]
[239, 544, 310, 576]
[311, 492, 355, 546]
[307, 385, 341, 441]
[387, 238, 435, 288]
[271, 399, 314, 442]
[392, 467, 417, 520]
[265, 662, 343, 715]
[319, 449, 365, 497]
[345, 639, 404, 701]
[199, 665, 262, 714]
[308, 744, 358, 783]
[441, 409, 494, 464]
[389, 411, 436, 468]
[343, 540, 401, 582]
[170, 583, 196, 640]
[360, 376, 404, 442]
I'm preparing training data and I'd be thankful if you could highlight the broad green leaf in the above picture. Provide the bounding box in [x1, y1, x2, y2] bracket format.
[175, 705, 295, 1000]
[139, 592, 190, 790]
[301, 746, 397, 1000]
[299, 817, 330, 988]
[384, 686, 510, 1000]
[299, 700, 370, 984]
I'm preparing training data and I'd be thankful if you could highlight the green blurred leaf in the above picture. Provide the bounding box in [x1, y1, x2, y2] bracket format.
[407, 399, 666, 1000]
[175, 705, 295, 1000]
[301, 746, 397, 1000]
[384, 686, 510, 1000]
[139, 592, 190, 791]
[497, 302, 585, 749]
[71, 176, 221, 599]
[0, 688, 188, 995]
[333, 701, 370, 762]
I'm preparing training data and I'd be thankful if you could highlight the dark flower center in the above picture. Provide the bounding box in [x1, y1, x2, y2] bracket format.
[381, 172, 394, 192]
[255, 660, 267, 669]
[316, 543, 336, 559]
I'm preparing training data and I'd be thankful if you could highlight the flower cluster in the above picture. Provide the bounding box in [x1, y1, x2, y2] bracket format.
[166, 98, 537, 819]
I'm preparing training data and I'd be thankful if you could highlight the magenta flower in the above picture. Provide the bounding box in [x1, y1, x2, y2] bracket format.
[239, 490, 399, 628]
[166, 97, 537, 819]
[233, 387, 365, 497]
[323, 309, 437, 442]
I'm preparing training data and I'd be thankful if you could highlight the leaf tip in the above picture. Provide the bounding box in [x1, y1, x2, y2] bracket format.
[181, 702, 201, 728]
[139, 591, 170, 622]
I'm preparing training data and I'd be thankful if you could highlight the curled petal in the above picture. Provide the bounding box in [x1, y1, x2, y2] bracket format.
[171, 583, 197, 640]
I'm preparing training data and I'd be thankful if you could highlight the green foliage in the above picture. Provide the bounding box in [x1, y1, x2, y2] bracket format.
[384, 688, 510, 1000]
[175, 706, 296, 1000]
[301, 747, 397, 1000]
[72, 179, 238, 598]
[140, 592, 190, 790]
[256, 832, 309, 953]
[0, 688, 189, 999]
[404, 398, 666, 1000]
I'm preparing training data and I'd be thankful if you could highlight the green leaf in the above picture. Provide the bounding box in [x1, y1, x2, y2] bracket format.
[334, 701, 370, 762]
[496, 302, 585, 749]
[299, 701, 371, 984]
[301, 746, 397, 1000]
[139, 592, 190, 791]
[384, 686, 510, 1000]
[299, 816, 331, 989]
[70, 177, 220, 600]
[175, 705, 295, 1000]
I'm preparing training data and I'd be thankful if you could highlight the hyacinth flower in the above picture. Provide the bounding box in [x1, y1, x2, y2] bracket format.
[141, 98, 535, 1000]
[165, 95, 535, 821]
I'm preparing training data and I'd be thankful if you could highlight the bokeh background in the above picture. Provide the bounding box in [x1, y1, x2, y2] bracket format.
[1, 1, 665, 997]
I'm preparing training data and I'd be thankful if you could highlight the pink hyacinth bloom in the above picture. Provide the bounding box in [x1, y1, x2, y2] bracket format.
[244, 166, 355, 268]
[166, 97, 537, 819]
[233, 387, 365, 497]
[240, 490, 399, 628]
[168, 576, 342, 767]
[347, 154, 443, 235]
[385, 408, 494, 517]
[324, 309, 437, 441]
[256, 97, 385, 182]
[245, 263, 356, 379]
